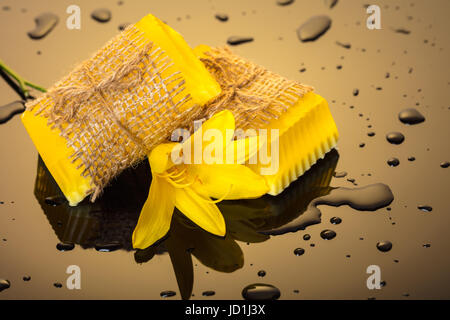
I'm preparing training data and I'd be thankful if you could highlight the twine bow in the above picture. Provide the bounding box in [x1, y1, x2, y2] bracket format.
[41, 42, 156, 155]
[200, 51, 271, 113]
[47, 42, 153, 123]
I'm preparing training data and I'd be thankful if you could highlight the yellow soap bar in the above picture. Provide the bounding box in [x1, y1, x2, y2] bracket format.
[250, 92, 339, 195]
[22, 14, 221, 206]
[194, 45, 339, 196]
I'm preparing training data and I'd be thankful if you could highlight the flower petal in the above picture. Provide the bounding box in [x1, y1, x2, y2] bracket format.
[175, 184, 226, 237]
[191, 164, 269, 200]
[148, 143, 179, 174]
[181, 110, 235, 164]
[132, 176, 175, 249]
[225, 135, 259, 164]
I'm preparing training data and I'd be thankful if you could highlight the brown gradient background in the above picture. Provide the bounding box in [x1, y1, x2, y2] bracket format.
[0, 0, 449, 299]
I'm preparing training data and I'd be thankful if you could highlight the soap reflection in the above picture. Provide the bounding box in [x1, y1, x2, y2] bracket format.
[34, 149, 338, 299]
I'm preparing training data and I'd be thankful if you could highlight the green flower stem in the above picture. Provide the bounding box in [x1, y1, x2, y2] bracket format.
[0, 58, 47, 98]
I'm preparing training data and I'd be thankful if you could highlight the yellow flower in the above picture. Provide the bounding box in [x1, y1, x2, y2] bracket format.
[132, 110, 269, 249]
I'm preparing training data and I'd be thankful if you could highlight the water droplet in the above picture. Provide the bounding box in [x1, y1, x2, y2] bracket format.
[367, 132, 375, 137]
[320, 229, 336, 240]
[227, 36, 254, 45]
[294, 248, 305, 256]
[336, 41, 350, 49]
[353, 88, 359, 96]
[380, 280, 386, 287]
[257, 270, 266, 277]
[386, 132, 405, 144]
[297, 15, 332, 42]
[95, 243, 121, 252]
[53, 282, 63, 288]
[408, 156, 416, 161]
[0, 101, 25, 124]
[330, 217, 342, 224]
[398, 108, 425, 125]
[333, 171, 347, 178]
[303, 234, 311, 241]
[0, 279, 11, 292]
[277, 0, 295, 6]
[160, 290, 176, 298]
[263, 184, 394, 235]
[56, 242, 75, 252]
[376, 241, 393, 252]
[23, 276, 31, 282]
[118, 23, 130, 31]
[387, 157, 400, 167]
[27, 12, 59, 39]
[202, 290, 216, 297]
[418, 205, 432, 212]
[44, 195, 66, 206]
[325, 0, 338, 8]
[91, 8, 111, 23]
[215, 13, 229, 22]
[394, 28, 411, 34]
[440, 161, 450, 168]
[423, 243, 431, 248]
[359, 143, 365, 148]
[242, 284, 281, 300]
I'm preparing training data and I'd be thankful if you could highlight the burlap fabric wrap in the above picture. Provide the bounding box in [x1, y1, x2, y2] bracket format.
[26, 25, 313, 202]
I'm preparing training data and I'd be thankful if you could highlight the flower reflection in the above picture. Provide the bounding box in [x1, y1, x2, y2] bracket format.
[34, 149, 338, 299]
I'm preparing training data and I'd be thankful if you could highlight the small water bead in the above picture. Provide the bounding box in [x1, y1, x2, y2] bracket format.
[53, 282, 63, 288]
[423, 244, 431, 248]
[387, 158, 400, 167]
[23, 276, 31, 282]
[320, 229, 336, 240]
[376, 241, 393, 252]
[257, 270, 266, 277]
[44, 195, 66, 206]
[333, 171, 347, 178]
[227, 36, 254, 45]
[418, 205, 432, 212]
[56, 242, 74, 252]
[386, 132, 405, 144]
[398, 108, 425, 125]
[408, 156, 416, 161]
[440, 161, 450, 168]
[277, 0, 295, 6]
[27, 12, 59, 39]
[202, 290, 216, 297]
[296, 15, 332, 42]
[294, 248, 305, 256]
[242, 284, 281, 300]
[303, 234, 311, 241]
[0, 279, 11, 292]
[353, 89, 359, 96]
[160, 290, 177, 298]
[215, 13, 229, 22]
[95, 243, 121, 252]
[359, 143, 366, 148]
[330, 217, 342, 225]
[91, 8, 111, 23]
